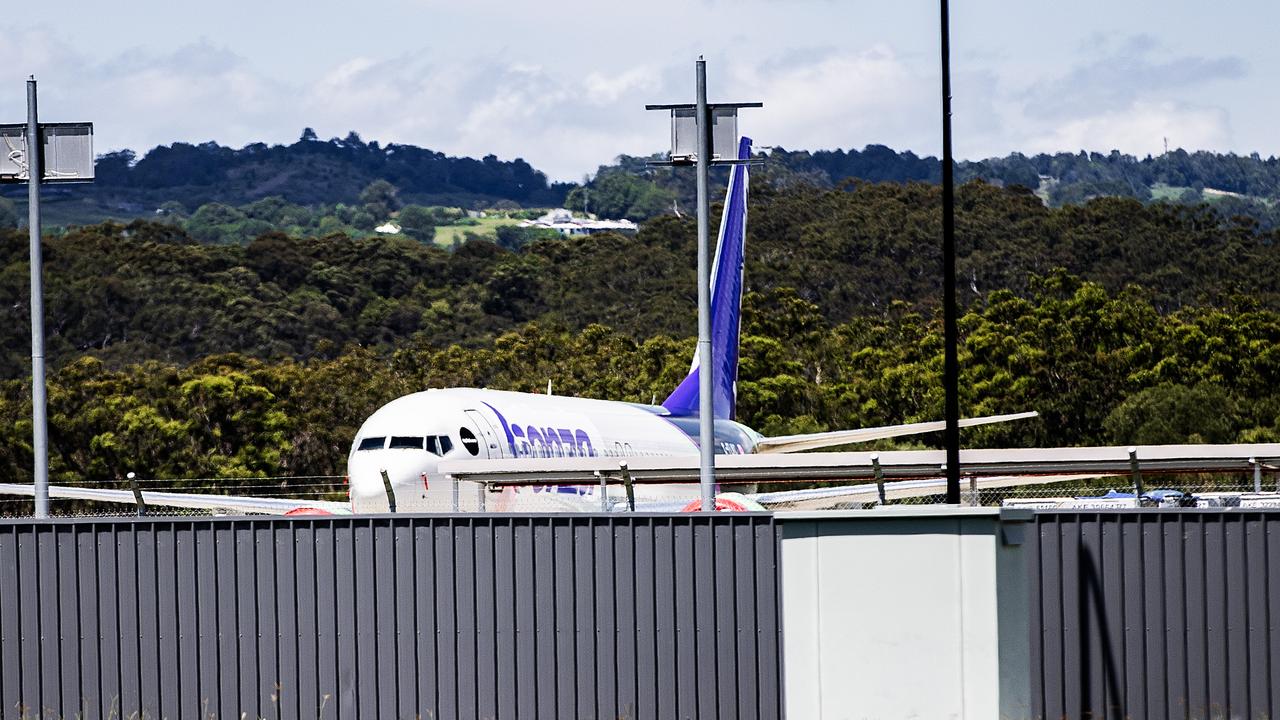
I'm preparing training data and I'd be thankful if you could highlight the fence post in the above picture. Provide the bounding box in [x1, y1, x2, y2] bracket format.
[872, 454, 886, 505]
[619, 461, 636, 512]
[127, 471, 146, 517]
[1128, 448, 1143, 508]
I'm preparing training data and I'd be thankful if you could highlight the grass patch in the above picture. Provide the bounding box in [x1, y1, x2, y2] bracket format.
[432, 215, 523, 247]
[1149, 183, 1193, 202]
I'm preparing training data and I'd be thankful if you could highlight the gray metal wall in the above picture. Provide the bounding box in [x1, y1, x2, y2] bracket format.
[0, 515, 783, 720]
[1029, 511, 1280, 720]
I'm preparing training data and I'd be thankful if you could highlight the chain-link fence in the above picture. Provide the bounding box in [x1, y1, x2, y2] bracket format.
[1, 473, 1275, 518]
[0, 475, 347, 518]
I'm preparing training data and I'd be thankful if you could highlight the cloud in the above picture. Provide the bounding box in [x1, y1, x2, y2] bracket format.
[1021, 35, 1244, 121]
[311, 47, 940, 179]
[298, 53, 675, 180]
[0, 30, 292, 156]
[953, 34, 1246, 160]
[724, 47, 937, 153]
[0, 23, 1257, 182]
[1024, 100, 1231, 157]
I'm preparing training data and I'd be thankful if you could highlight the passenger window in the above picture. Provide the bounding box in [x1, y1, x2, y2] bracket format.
[388, 436, 424, 450]
[358, 437, 386, 451]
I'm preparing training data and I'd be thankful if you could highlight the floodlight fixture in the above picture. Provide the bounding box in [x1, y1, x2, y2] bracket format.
[645, 102, 761, 165]
[5, 78, 95, 518]
[0, 121, 94, 183]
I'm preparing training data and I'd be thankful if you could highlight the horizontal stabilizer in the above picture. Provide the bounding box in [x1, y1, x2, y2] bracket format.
[754, 411, 1039, 454]
[0, 483, 349, 516]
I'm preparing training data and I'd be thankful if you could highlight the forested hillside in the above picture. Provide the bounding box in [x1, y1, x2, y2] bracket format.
[2, 180, 1277, 379]
[0, 130, 572, 227]
[4, 132, 1280, 230]
[2, 278, 1278, 485]
[2, 178, 1279, 487]
[572, 146, 1280, 226]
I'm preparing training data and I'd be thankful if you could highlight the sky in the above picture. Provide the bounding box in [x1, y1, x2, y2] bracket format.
[1, 0, 1275, 182]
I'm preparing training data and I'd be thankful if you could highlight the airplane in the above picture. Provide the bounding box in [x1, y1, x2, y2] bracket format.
[0, 135, 1040, 516]
[338, 136, 1037, 513]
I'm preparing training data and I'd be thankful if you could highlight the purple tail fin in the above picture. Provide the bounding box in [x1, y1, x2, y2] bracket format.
[662, 136, 751, 419]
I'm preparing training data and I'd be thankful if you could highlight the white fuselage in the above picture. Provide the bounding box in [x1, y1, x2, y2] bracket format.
[346, 388, 736, 512]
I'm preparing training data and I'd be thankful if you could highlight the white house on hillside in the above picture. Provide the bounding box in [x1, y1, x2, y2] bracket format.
[519, 208, 638, 236]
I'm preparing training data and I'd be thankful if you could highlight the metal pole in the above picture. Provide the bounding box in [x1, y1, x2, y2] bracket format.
[1251, 457, 1261, 493]
[939, 1, 961, 504]
[1128, 448, 1144, 508]
[27, 77, 48, 519]
[620, 461, 637, 513]
[127, 472, 146, 517]
[380, 469, 397, 513]
[872, 454, 886, 505]
[695, 58, 715, 512]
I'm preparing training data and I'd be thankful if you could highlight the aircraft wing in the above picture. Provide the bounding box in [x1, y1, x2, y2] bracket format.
[753, 411, 1039, 454]
[0, 483, 350, 516]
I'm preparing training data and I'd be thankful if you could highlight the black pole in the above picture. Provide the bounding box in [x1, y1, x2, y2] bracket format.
[940, 0, 961, 503]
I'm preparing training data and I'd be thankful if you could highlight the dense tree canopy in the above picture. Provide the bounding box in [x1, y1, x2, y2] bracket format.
[20, 132, 573, 216]
[1, 178, 1279, 491]
[4, 180, 1280, 383]
[2, 276, 1280, 488]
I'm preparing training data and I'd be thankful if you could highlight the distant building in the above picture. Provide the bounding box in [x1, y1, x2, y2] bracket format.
[375, 222, 401, 234]
[518, 208, 638, 236]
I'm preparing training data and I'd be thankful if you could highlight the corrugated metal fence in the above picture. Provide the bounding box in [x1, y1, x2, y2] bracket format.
[1029, 511, 1280, 720]
[0, 515, 783, 720]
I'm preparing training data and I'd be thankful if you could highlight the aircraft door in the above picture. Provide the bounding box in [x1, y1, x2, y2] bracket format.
[462, 409, 503, 459]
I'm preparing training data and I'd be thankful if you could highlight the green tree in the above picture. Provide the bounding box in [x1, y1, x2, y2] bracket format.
[359, 180, 401, 219]
[1103, 383, 1239, 444]
[396, 205, 437, 241]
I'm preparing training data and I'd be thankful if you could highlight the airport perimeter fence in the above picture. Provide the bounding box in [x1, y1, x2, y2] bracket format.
[0, 513, 783, 720]
[2, 508, 1279, 719]
[0, 475, 350, 519]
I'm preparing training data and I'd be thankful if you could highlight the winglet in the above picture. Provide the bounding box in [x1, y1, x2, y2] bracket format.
[663, 136, 751, 419]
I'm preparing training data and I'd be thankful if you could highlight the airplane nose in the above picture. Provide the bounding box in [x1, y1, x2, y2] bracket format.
[346, 451, 433, 512]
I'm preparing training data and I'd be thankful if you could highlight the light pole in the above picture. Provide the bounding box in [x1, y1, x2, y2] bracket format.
[940, 0, 961, 503]
[26, 79, 48, 517]
[647, 58, 760, 511]
[0, 80, 95, 517]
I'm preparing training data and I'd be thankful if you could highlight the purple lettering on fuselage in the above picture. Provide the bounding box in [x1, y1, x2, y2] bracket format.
[482, 402, 597, 458]
[526, 426, 545, 455]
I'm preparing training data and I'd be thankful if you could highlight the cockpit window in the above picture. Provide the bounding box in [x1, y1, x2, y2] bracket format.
[357, 437, 386, 451]
[425, 436, 453, 455]
[388, 436, 425, 450]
